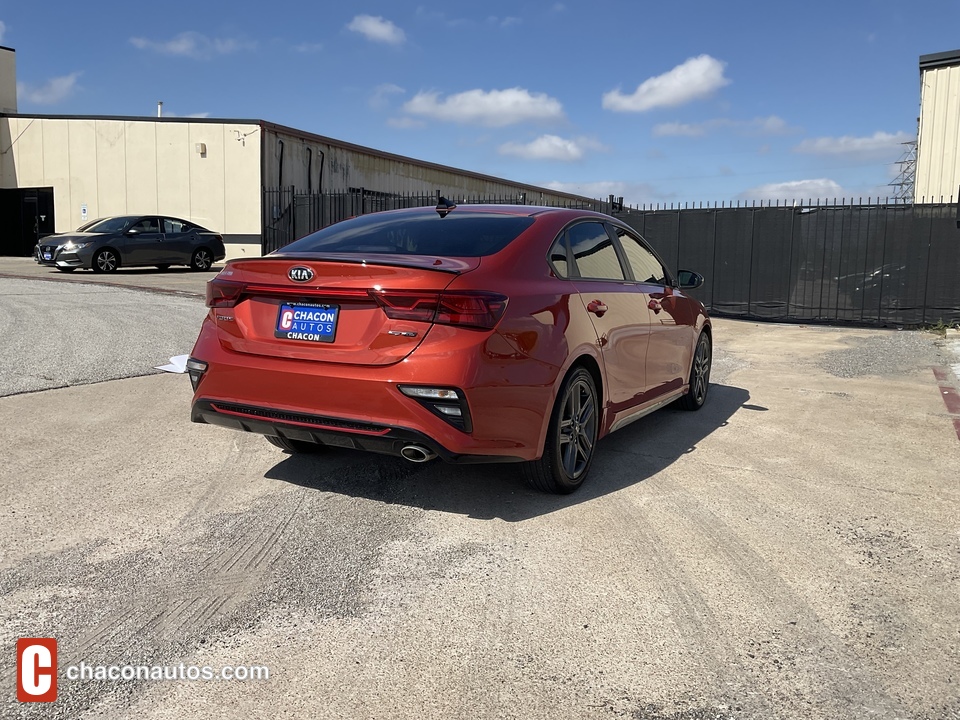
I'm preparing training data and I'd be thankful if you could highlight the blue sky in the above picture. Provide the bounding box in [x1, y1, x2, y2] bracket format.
[4, 1, 958, 205]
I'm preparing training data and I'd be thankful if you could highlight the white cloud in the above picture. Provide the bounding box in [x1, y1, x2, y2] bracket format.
[544, 180, 659, 206]
[129, 32, 255, 59]
[653, 115, 797, 137]
[413, 8, 471, 28]
[293, 42, 323, 54]
[602, 55, 730, 113]
[499, 135, 605, 161]
[17, 72, 81, 105]
[387, 116, 425, 129]
[347, 15, 405, 45]
[403, 88, 564, 126]
[739, 179, 844, 202]
[793, 131, 912, 158]
[369, 83, 405, 110]
[652, 121, 706, 138]
[487, 15, 522, 27]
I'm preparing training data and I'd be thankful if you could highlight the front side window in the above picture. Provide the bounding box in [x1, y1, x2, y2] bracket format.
[131, 218, 160, 234]
[614, 227, 668, 285]
[569, 222, 625, 280]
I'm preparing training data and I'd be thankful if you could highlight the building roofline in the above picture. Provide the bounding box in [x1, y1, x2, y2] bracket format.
[0, 46, 14, 53]
[0, 112, 261, 125]
[920, 49, 960, 71]
[258, 119, 597, 204]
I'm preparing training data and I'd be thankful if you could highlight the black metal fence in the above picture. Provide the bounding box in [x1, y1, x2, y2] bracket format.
[613, 201, 960, 327]
[262, 187, 601, 254]
[261, 188, 959, 326]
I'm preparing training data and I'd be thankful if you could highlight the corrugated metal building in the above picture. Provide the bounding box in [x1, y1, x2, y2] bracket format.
[0, 46, 593, 259]
[916, 49, 960, 203]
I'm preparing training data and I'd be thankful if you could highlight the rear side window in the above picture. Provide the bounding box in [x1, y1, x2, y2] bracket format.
[548, 236, 569, 278]
[569, 222, 625, 280]
[279, 212, 535, 257]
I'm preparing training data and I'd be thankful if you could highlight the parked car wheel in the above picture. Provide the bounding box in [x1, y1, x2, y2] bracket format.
[264, 435, 324, 453]
[679, 331, 711, 411]
[521, 366, 599, 494]
[93, 249, 119, 273]
[155, 264, 170, 271]
[190, 248, 213, 271]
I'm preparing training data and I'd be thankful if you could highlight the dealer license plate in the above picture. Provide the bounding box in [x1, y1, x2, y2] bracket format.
[274, 303, 339, 343]
[43, 253, 52, 260]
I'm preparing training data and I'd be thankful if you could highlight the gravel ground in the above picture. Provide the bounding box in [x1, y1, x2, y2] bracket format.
[817, 327, 950, 378]
[2, 285, 958, 720]
[0, 279, 207, 396]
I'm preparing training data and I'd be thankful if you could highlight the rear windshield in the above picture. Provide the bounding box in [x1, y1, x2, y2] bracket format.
[278, 212, 535, 257]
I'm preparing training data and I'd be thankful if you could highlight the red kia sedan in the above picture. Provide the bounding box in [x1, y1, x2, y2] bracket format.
[188, 203, 711, 493]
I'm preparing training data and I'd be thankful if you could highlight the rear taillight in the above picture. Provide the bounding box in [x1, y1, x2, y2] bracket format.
[371, 290, 508, 329]
[206, 278, 245, 308]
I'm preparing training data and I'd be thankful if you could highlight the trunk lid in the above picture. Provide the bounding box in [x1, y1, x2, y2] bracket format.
[208, 256, 477, 366]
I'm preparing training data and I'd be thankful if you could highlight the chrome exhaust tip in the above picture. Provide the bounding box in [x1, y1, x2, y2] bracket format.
[400, 445, 438, 463]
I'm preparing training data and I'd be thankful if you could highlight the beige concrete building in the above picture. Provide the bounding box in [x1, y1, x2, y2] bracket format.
[0, 45, 16, 114]
[916, 49, 960, 203]
[0, 46, 594, 260]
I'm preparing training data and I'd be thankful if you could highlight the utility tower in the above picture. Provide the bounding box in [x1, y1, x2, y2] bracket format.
[889, 139, 916, 203]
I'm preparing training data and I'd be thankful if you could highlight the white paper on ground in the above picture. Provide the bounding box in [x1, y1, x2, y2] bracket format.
[154, 355, 190, 373]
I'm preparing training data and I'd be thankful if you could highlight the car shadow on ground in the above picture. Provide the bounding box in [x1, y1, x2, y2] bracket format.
[264, 383, 750, 522]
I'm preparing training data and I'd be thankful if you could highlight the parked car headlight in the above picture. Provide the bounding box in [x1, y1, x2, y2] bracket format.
[62, 241, 91, 250]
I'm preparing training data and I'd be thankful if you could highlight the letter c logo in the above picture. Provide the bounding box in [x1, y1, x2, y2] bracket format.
[17, 638, 57, 702]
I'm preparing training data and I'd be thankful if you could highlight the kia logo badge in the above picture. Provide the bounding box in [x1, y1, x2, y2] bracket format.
[288, 266, 314, 283]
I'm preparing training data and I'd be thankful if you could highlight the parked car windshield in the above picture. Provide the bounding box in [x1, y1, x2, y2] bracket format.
[85, 217, 137, 233]
[279, 212, 535, 257]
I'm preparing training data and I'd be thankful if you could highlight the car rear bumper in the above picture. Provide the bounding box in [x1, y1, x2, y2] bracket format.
[189, 319, 561, 462]
[191, 399, 523, 463]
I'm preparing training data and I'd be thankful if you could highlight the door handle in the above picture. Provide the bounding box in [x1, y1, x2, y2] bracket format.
[648, 299, 662, 313]
[587, 300, 608, 317]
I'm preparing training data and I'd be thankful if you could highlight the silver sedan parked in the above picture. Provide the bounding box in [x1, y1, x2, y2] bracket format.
[35, 215, 226, 273]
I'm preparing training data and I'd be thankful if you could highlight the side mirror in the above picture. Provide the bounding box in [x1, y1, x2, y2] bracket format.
[677, 270, 704, 290]
[125, 228, 139, 236]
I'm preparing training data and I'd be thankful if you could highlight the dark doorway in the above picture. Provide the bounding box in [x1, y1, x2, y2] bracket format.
[0, 187, 56, 256]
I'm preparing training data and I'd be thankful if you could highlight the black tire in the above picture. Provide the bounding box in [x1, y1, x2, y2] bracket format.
[679, 331, 712, 411]
[56, 267, 77, 273]
[92, 249, 119, 273]
[155, 264, 171, 271]
[521, 366, 599, 494]
[190, 248, 213, 271]
[264, 435, 323, 453]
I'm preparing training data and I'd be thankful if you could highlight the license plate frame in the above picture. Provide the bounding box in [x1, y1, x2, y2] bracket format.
[274, 302, 339, 343]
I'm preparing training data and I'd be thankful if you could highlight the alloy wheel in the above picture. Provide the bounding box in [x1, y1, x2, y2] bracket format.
[558, 376, 597, 480]
[94, 250, 118, 273]
[192, 249, 212, 271]
[679, 332, 711, 411]
[691, 335, 711, 404]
